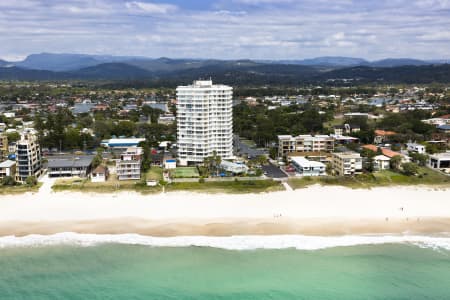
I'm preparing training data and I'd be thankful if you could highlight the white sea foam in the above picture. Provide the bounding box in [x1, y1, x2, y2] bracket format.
[1, 233, 450, 251]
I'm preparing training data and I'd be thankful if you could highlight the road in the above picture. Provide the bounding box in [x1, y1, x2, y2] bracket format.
[262, 164, 288, 179]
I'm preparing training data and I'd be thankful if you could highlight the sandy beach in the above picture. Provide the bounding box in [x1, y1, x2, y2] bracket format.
[0, 185, 449, 237]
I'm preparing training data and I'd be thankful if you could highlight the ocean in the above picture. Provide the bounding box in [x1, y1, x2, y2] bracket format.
[0, 234, 449, 299]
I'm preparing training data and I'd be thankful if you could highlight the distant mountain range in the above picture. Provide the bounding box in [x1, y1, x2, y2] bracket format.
[0, 53, 450, 84]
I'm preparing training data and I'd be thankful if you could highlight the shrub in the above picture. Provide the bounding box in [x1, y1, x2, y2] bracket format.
[25, 176, 38, 186]
[1, 176, 16, 186]
[401, 163, 419, 176]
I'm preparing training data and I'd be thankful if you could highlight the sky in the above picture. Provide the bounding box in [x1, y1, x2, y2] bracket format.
[1, 0, 450, 61]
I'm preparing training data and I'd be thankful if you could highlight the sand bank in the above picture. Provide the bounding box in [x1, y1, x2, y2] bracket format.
[0, 185, 449, 236]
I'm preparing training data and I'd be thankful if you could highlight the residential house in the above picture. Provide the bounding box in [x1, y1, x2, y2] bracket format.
[362, 145, 410, 163]
[333, 124, 361, 136]
[91, 165, 108, 183]
[374, 130, 397, 144]
[220, 161, 249, 175]
[406, 142, 426, 154]
[373, 155, 391, 171]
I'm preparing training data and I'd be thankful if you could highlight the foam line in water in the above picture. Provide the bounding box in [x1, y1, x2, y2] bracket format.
[0, 233, 449, 250]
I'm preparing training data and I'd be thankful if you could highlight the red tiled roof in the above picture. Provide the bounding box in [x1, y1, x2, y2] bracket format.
[375, 130, 397, 136]
[381, 148, 402, 158]
[362, 145, 402, 158]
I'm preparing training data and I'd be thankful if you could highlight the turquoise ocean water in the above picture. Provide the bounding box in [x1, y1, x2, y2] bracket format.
[0, 236, 449, 299]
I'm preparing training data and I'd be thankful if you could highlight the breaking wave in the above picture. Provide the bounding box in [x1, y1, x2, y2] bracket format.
[1, 233, 450, 251]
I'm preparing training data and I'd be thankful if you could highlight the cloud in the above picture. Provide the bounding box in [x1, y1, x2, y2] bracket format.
[0, 0, 449, 60]
[125, 1, 178, 14]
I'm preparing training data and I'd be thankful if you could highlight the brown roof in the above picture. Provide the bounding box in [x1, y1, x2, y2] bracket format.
[93, 165, 107, 174]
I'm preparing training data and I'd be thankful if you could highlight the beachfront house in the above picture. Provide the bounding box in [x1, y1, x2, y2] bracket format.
[220, 161, 249, 175]
[91, 165, 108, 183]
[373, 155, 391, 171]
[290, 156, 326, 176]
[332, 152, 363, 176]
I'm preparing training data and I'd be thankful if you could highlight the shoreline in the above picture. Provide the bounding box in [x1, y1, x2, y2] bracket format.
[1, 217, 450, 237]
[1, 185, 449, 237]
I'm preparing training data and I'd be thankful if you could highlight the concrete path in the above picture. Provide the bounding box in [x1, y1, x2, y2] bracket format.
[282, 181, 293, 191]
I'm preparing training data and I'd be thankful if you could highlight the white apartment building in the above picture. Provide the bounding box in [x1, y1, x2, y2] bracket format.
[332, 152, 363, 176]
[177, 80, 233, 166]
[278, 135, 335, 157]
[116, 147, 143, 180]
[15, 131, 42, 183]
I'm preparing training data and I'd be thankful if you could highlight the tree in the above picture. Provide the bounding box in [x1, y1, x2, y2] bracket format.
[269, 147, 278, 160]
[409, 152, 428, 167]
[402, 162, 419, 176]
[139, 142, 152, 172]
[114, 121, 136, 137]
[7, 132, 20, 143]
[390, 155, 402, 170]
[92, 147, 104, 169]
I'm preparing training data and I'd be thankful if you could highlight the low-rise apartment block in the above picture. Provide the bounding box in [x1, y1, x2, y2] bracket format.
[291, 156, 326, 176]
[332, 152, 363, 176]
[278, 135, 334, 157]
[47, 156, 94, 178]
[116, 147, 143, 180]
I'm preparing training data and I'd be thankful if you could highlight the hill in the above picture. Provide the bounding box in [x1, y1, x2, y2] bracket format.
[1, 61, 450, 85]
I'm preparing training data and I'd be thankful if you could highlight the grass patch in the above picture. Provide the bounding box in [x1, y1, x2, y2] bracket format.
[145, 167, 163, 181]
[170, 167, 199, 178]
[288, 167, 450, 190]
[0, 183, 42, 195]
[52, 175, 162, 194]
[165, 179, 283, 194]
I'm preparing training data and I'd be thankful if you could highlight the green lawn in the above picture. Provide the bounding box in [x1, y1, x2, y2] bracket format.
[165, 179, 283, 194]
[170, 167, 200, 178]
[145, 167, 163, 181]
[52, 175, 162, 194]
[288, 167, 450, 190]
